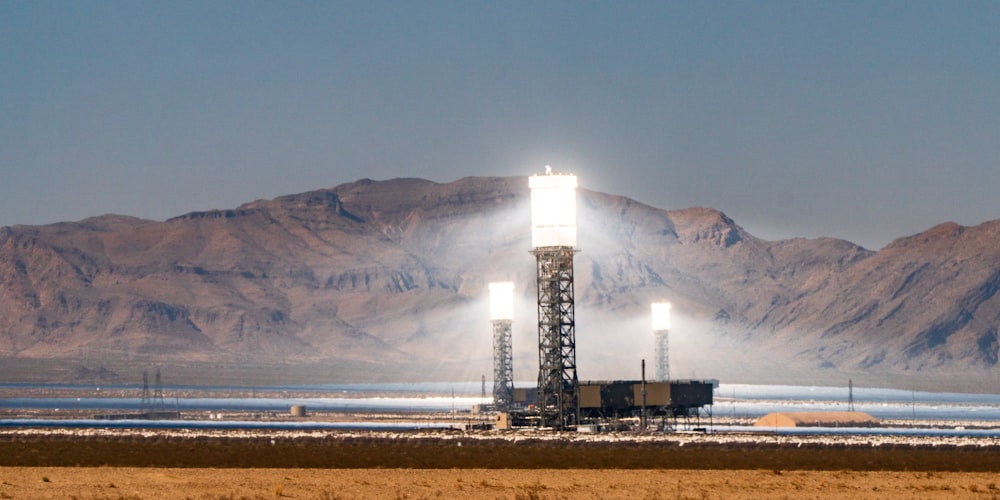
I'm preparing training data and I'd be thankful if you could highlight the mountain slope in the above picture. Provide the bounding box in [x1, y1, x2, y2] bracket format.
[1, 176, 998, 390]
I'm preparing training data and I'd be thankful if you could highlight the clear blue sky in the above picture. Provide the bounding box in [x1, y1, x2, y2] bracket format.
[2, 1, 998, 249]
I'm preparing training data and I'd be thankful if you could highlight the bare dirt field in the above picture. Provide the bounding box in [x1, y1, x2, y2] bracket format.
[3, 429, 1000, 499]
[5, 429, 1000, 470]
[3, 467, 1000, 499]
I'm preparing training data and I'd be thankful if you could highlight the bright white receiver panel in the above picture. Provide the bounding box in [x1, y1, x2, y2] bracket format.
[489, 281, 515, 321]
[529, 172, 577, 248]
[651, 302, 672, 331]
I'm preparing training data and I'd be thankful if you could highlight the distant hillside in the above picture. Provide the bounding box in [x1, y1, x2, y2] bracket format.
[1, 176, 998, 391]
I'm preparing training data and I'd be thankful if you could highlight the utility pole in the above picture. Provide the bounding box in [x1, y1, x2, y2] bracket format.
[641, 359, 647, 431]
[848, 379, 855, 412]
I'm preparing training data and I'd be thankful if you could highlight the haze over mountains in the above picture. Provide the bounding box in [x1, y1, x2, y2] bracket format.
[1, 177, 998, 391]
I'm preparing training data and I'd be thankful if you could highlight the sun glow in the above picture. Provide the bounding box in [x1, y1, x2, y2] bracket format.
[651, 302, 672, 331]
[528, 170, 577, 248]
[489, 282, 514, 321]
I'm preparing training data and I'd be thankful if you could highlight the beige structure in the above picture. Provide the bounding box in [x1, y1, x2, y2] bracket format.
[634, 382, 671, 407]
[495, 412, 511, 430]
[754, 411, 878, 428]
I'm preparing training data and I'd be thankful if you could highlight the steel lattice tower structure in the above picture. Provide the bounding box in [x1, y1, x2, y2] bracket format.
[533, 246, 578, 428]
[652, 302, 672, 381]
[489, 282, 515, 410]
[153, 369, 165, 408]
[140, 370, 150, 411]
[529, 170, 579, 430]
[654, 330, 669, 381]
[492, 318, 514, 408]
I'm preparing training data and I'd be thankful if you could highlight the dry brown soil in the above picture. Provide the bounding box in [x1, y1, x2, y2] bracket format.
[3, 432, 1000, 499]
[3, 467, 999, 499]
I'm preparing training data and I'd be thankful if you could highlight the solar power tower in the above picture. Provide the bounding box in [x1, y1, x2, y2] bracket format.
[529, 169, 579, 430]
[489, 281, 515, 410]
[651, 302, 672, 381]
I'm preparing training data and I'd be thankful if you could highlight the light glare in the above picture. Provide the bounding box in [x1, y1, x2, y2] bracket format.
[529, 172, 577, 248]
[651, 302, 671, 331]
[489, 282, 515, 321]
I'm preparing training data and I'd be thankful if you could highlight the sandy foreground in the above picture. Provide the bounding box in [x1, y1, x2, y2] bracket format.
[2, 467, 999, 499]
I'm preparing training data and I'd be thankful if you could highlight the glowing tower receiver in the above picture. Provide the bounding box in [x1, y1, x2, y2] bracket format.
[651, 302, 672, 381]
[489, 282, 515, 410]
[529, 173, 577, 248]
[529, 167, 579, 429]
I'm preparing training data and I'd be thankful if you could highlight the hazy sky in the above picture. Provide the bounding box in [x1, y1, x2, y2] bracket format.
[2, 1, 998, 249]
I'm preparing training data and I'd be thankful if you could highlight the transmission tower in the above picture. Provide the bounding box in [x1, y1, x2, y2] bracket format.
[140, 370, 150, 412]
[848, 379, 855, 412]
[153, 369, 165, 410]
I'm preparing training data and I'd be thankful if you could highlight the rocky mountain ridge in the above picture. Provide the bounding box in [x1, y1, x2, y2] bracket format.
[1, 176, 998, 390]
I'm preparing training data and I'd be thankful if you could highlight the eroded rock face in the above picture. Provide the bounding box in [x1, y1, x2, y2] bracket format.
[1, 176, 999, 388]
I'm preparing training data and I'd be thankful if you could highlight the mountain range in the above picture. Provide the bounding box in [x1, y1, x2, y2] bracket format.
[2, 176, 998, 391]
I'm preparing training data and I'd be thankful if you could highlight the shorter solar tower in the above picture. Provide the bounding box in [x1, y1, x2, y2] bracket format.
[651, 302, 671, 381]
[490, 282, 515, 410]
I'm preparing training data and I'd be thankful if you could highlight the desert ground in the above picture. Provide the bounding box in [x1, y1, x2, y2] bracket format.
[3, 428, 1000, 499]
[3, 467, 1000, 499]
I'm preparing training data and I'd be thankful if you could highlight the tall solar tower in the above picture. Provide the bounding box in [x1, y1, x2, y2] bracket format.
[489, 281, 515, 410]
[529, 168, 579, 429]
[651, 302, 672, 381]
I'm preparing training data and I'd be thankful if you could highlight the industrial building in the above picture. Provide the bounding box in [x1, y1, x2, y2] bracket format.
[495, 379, 714, 430]
[579, 380, 714, 419]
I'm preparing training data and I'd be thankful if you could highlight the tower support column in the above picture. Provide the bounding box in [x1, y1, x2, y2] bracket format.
[654, 330, 669, 381]
[492, 319, 514, 410]
[534, 246, 578, 429]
